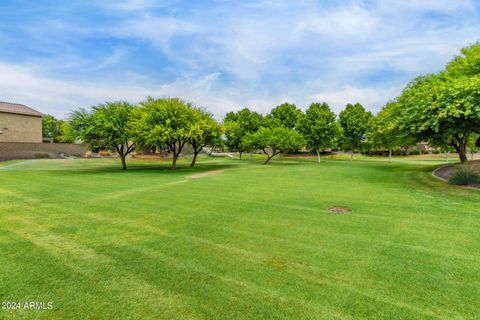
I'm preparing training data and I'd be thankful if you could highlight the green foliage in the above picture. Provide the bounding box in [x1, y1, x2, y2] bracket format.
[338, 103, 373, 153]
[136, 98, 197, 169]
[244, 127, 304, 164]
[224, 108, 264, 157]
[42, 115, 63, 142]
[410, 149, 420, 155]
[446, 42, 480, 77]
[267, 103, 302, 129]
[69, 102, 137, 169]
[187, 108, 223, 166]
[448, 164, 480, 185]
[386, 44, 480, 163]
[297, 102, 337, 161]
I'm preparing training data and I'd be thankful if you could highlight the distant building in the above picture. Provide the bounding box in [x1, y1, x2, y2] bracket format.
[0, 101, 43, 143]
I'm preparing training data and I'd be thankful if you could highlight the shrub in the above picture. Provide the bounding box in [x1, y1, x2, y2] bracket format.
[34, 153, 51, 159]
[432, 149, 441, 154]
[410, 149, 420, 155]
[99, 150, 112, 156]
[85, 151, 93, 158]
[448, 165, 480, 185]
[421, 150, 429, 154]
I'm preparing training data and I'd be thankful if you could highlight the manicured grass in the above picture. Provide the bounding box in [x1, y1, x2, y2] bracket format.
[0, 156, 479, 319]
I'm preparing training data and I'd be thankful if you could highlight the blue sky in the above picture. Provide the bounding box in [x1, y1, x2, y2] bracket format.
[0, 0, 479, 118]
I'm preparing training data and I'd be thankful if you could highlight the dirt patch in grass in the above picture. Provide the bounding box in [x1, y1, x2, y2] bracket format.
[189, 169, 224, 179]
[266, 257, 287, 271]
[328, 206, 352, 214]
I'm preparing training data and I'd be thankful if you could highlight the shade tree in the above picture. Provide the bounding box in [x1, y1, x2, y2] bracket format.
[187, 108, 223, 167]
[267, 103, 302, 129]
[135, 97, 196, 169]
[69, 102, 137, 170]
[223, 108, 264, 159]
[338, 103, 373, 160]
[297, 102, 337, 163]
[243, 127, 304, 164]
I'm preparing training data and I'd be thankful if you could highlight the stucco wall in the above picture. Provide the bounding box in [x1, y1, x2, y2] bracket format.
[0, 142, 88, 161]
[0, 112, 42, 143]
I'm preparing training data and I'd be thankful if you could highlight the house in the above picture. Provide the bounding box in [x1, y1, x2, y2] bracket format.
[0, 101, 43, 143]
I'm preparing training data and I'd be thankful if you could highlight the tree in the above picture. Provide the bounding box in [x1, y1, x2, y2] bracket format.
[136, 97, 195, 169]
[187, 108, 223, 167]
[338, 103, 373, 160]
[297, 102, 337, 163]
[394, 73, 480, 163]
[223, 108, 264, 159]
[244, 127, 304, 164]
[366, 102, 414, 162]
[69, 102, 137, 170]
[267, 103, 302, 129]
[389, 44, 480, 163]
[42, 115, 63, 142]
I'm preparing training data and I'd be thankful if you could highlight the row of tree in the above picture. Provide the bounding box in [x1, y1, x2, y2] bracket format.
[65, 98, 222, 170]
[45, 43, 480, 168]
[223, 102, 372, 163]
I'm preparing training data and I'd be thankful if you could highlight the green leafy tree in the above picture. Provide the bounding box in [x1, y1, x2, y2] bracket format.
[136, 97, 195, 169]
[445, 42, 480, 77]
[187, 108, 223, 167]
[394, 73, 480, 163]
[390, 44, 480, 163]
[223, 108, 264, 159]
[267, 103, 302, 129]
[42, 115, 63, 142]
[244, 127, 304, 164]
[69, 102, 137, 170]
[297, 102, 337, 163]
[338, 103, 373, 160]
[367, 102, 414, 162]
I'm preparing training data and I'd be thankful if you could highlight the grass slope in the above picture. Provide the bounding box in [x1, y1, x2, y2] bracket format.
[0, 156, 479, 319]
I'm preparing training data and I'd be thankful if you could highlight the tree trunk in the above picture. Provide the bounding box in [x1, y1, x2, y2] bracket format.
[471, 151, 475, 161]
[172, 152, 178, 169]
[120, 153, 127, 170]
[458, 144, 468, 163]
[264, 154, 275, 164]
[316, 149, 321, 163]
[350, 150, 353, 161]
[388, 149, 392, 163]
[445, 152, 449, 163]
[239, 151, 242, 160]
[190, 151, 199, 167]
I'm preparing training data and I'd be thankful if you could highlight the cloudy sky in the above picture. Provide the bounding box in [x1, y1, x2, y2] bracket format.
[0, 0, 479, 118]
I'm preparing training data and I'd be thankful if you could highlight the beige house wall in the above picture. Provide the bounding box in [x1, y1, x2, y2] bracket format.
[0, 142, 88, 161]
[0, 112, 42, 143]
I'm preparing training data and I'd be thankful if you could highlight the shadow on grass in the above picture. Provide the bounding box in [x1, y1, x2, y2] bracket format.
[69, 161, 240, 176]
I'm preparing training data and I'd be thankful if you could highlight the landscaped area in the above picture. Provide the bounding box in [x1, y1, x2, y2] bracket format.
[1, 156, 479, 319]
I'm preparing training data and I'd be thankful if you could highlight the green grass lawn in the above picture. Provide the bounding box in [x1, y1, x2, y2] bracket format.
[1, 156, 479, 319]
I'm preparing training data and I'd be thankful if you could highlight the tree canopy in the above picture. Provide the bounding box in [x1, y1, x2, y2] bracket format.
[244, 127, 304, 164]
[297, 102, 337, 163]
[267, 103, 302, 129]
[187, 108, 223, 167]
[135, 97, 196, 169]
[224, 108, 264, 159]
[383, 43, 480, 163]
[338, 103, 373, 159]
[69, 101, 137, 170]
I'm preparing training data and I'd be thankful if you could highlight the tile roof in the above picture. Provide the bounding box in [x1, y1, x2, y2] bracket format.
[0, 101, 43, 117]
